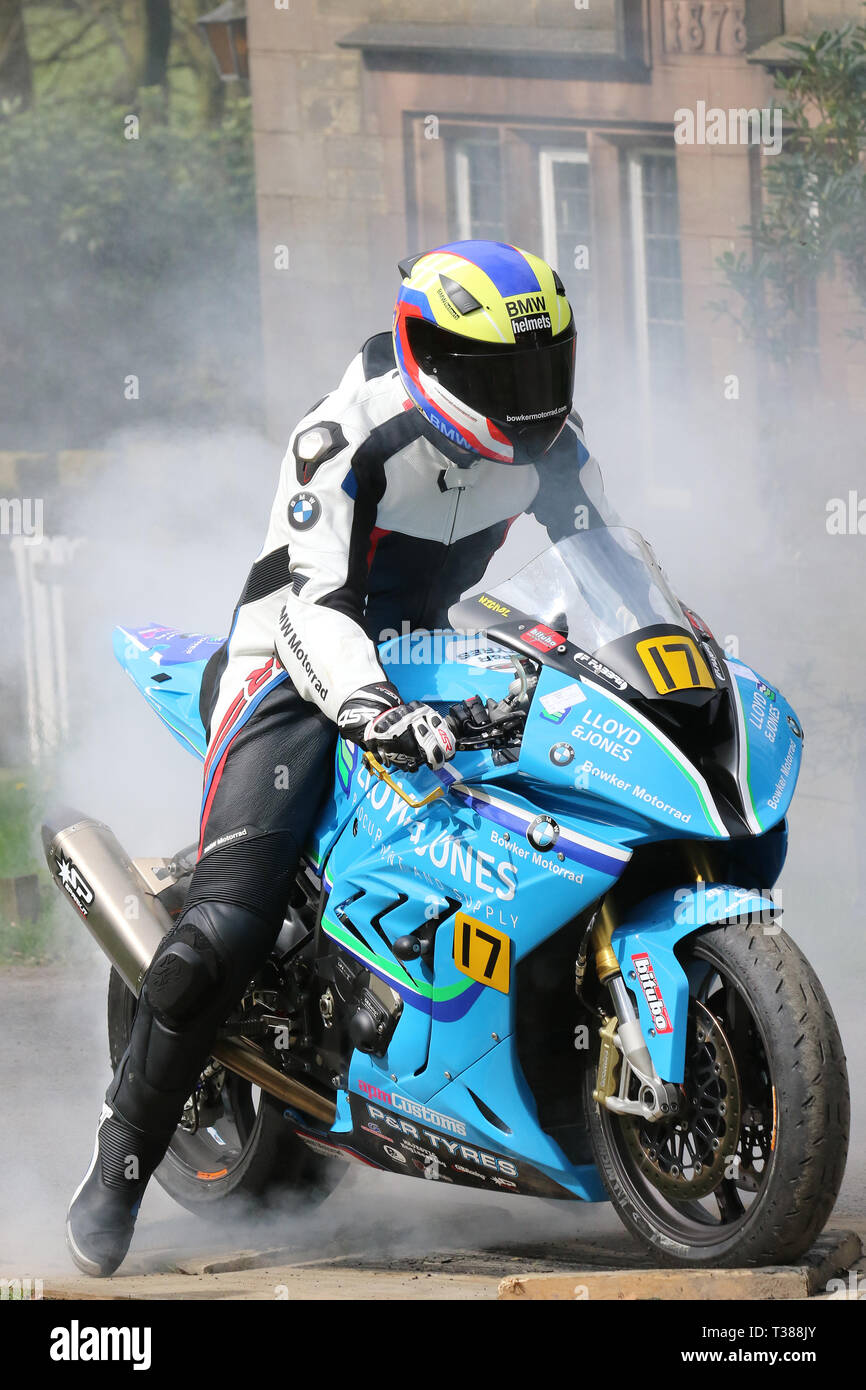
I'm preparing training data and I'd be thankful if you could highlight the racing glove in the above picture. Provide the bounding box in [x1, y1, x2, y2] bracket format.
[337, 681, 456, 771]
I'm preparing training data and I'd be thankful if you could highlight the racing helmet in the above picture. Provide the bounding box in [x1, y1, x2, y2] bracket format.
[393, 239, 576, 464]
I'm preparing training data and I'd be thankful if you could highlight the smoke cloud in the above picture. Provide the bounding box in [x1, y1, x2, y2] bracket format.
[1, 12, 863, 1287]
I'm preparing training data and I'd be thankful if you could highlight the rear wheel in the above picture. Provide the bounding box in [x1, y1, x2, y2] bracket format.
[585, 924, 849, 1266]
[107, 967, 342, 1217]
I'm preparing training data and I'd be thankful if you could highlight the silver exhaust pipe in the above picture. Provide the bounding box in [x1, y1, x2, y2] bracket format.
[43, 810, 336, 1126]
[42, 809, 170, 996]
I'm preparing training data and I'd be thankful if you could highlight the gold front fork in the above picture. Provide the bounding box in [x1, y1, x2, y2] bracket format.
[593, 842, 715, 983]
[688, 846, 715, 883]
[591, 897, 620, 984]
[591, 849, 715, 1109]
[591, 897, 623, 1104]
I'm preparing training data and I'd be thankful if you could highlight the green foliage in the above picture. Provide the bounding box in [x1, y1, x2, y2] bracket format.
[0, 772, 70, 963]
[0, 4, 260, 447]
[0, 90, 260, 444]
[1, 91, 254, 282]
[713, 22, 866, 364]
[24, 2, 224, 118]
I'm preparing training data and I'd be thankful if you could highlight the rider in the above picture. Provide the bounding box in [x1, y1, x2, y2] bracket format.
[67, 238, 614, 1275]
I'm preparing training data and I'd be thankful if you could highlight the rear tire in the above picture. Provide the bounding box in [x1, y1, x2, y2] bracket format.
[107, 967, 343, 1218]
[585, 923, 849, 1266]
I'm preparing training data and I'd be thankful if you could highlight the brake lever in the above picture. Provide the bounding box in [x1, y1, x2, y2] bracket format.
[362, 752, 447, 807]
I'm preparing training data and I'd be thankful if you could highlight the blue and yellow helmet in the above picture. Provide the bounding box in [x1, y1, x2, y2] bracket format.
[393, 239, 575, 463]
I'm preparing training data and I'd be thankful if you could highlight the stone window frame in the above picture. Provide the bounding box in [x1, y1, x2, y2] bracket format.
[405, 113, 690, 401]
[626, 145, 686, 403]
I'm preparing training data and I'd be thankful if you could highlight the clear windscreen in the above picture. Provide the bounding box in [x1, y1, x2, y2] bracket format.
[482, 526, 689, 653]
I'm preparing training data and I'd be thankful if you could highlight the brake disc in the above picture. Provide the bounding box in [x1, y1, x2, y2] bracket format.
[619, 999, 742, 1200]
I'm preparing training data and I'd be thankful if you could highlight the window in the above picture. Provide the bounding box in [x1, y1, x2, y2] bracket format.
[629, 151, 685, 391]
[539, 149, 594, 392]
[451, 136, 505, 242]
[539, 149, 593, 336]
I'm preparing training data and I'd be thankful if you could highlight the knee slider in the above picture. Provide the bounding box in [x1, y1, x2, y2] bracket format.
[144, 926, 221, 1025]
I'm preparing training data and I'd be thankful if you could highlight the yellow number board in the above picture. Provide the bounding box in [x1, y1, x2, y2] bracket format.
[453, 914, 511, 995]
[636, 635, 715, 694]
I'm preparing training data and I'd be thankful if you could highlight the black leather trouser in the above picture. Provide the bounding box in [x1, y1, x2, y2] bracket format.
[107, 674, 336, 1138]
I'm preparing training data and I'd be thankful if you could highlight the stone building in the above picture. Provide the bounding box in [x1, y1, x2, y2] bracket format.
[243, 4, 866, 914]
[240, 3, 865, 1083]
[247, 0, 866, 450]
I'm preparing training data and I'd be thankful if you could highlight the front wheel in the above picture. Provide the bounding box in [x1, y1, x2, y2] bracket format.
[585, 924, 849, 1266]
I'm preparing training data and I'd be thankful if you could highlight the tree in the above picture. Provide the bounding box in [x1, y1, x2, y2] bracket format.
[0, 0, 259, 448]
[24, 1, 235, 123]
[713, 22, 866, 365]
[171, 0, 227, 126]
[0, 0, 33, 111]
[141, 0, 172, 91]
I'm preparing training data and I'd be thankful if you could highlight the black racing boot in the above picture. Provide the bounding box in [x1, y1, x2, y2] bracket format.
[67, 900, 283, 1276]
[66, 1102, 171, 1277]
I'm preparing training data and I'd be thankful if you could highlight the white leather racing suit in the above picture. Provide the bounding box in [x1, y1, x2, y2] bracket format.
[200, 331, 614, 749]
[105, 330, 616, 1152]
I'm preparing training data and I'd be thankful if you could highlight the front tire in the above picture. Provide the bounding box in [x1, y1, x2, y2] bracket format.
[585, 923, 849, 1266]
[107, 967, 342, 1218]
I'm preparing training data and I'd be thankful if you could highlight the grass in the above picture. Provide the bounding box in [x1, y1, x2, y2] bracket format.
[0, 769, 74, 964]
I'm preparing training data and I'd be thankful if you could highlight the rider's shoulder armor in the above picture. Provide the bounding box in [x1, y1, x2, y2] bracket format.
[292, 422, 350, 485]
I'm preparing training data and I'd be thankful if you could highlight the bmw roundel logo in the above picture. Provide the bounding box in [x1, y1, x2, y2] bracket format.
[527, 814, 560, 853]
[787, 714, 803, 739]
[549, 742, 574, 767]
[288, 491, 321, 530]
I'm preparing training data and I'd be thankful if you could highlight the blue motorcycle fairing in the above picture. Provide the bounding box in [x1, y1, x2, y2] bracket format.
[113, 627, 805, 853]
[424, 1040, 607, 1199]
[379, 630, 517, 706]
[112, 624, 223, 761]
[281, 1055, 605, 1202]
[611, 883, 780, 1081]
[520, 664, 732, 841]
[318, 752, 633, 1102]
[114, 620, 793, 1200]
[726, 660, 804, 833]
[320, 1043, 608, 1201]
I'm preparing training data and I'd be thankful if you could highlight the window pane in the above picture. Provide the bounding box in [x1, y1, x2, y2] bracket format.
[645, 237, 680, 281]
[646, 277, 683, 323]
[453, 138, 505, 241]
[543, 153, 593, 366]
[648, 321, 685, 367]
[636, 153, 684, 383]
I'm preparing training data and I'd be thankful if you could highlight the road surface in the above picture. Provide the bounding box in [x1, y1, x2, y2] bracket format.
[1, 961, 861, 1300]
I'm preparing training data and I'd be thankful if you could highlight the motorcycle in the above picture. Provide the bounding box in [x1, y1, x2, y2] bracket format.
[44, 524, 849, 1266]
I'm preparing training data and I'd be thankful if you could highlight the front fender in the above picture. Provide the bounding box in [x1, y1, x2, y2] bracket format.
[611, 884, 779, 1082]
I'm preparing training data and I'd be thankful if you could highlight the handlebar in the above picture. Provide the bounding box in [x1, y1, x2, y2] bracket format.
[444, 694, 527, 752]
[361, 695, 528, 806]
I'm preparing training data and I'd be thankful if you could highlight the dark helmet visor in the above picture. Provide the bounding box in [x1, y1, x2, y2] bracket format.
[406, 316, 576, 459]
